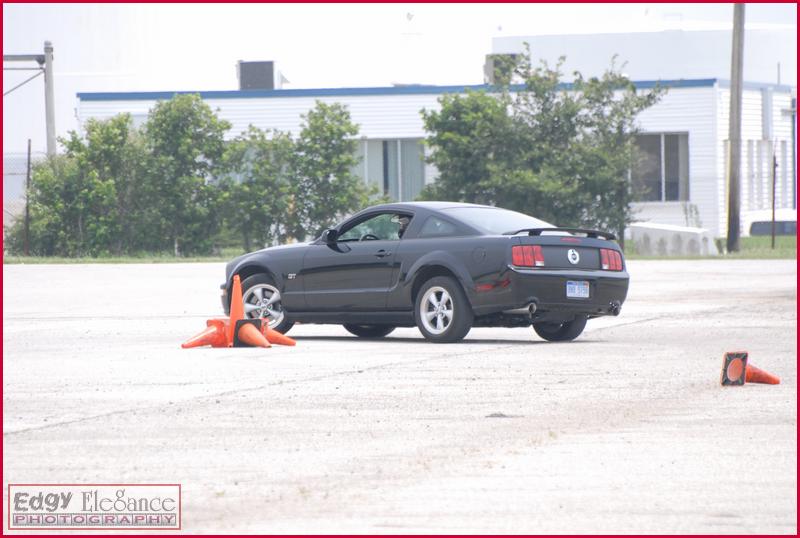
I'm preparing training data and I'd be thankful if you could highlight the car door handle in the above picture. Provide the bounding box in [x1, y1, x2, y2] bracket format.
[374, 249, 391, 258]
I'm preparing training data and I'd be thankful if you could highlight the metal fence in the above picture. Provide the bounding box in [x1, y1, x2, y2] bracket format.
[3, 150, 46, 230]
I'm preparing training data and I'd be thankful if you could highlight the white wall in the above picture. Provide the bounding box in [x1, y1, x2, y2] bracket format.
[78, 93, 443, 140]
[631, 87, 718, 233]
[715, 86, 795, 236]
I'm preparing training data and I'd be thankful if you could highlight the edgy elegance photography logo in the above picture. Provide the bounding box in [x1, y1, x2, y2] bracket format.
[8, 484, 181, 530]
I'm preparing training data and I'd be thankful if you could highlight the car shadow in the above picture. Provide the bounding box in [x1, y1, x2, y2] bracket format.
[289, 335, 596, 345]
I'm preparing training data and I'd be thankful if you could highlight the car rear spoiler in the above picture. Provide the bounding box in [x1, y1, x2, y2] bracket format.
[504, 228, 617, 241]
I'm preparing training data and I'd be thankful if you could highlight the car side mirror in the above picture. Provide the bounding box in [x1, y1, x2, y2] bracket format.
[321, 228, 338, 244]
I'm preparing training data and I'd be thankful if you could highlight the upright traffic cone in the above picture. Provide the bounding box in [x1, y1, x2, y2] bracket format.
[745, 364, 781, 385]
[262, 325, 297, 346]
[228, 274, 245, 345]
[181, 318, 229, 349]
[234, 319, 271, 348]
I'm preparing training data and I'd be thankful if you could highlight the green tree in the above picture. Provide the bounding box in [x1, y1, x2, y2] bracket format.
[143, 94, 231, 255]
[420, 51, 663, 241]
[6, 115, 146, 256]
[418, 91, 513, 204]
[6, 96, 381, 257]
[61, 114, 150, 254]
[287, 101, 370, 240]
[220, 127, 293, 251]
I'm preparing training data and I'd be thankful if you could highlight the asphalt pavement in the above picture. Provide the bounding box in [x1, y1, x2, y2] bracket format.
[3, 259, 797, 533]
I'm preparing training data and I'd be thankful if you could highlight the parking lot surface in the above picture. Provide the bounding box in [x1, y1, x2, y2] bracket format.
[3, 259, 797, 533]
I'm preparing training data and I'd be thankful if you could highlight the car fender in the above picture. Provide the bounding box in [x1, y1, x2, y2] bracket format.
[227, 259, 282, 290]
[402, 251, 477, 306]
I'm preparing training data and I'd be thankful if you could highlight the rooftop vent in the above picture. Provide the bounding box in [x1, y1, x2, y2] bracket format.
[236, 61, 288, 91]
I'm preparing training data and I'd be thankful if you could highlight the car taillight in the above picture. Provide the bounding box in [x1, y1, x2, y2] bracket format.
[600, 248, 622, 271]
[511, 245, 545, 267]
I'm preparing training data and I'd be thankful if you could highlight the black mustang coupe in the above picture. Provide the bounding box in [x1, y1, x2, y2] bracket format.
[221, 202, 628, 343]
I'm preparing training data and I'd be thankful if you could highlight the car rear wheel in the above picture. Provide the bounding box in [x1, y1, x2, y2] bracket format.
[533, 315, 587, 342]
[343, 324, 396, 338]
[240, 274, 295, 334]
[414, 276, 473, 343]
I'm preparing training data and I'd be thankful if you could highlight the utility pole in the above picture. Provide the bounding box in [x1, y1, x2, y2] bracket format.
[43, 41, 56, 157]
[726, 4, 745, 253]
[771, 150, 777, 249]
[25, 139, 32, 256]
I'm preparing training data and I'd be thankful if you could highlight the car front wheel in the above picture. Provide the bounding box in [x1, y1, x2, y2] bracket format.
[414, 276, 473, 343]
[533, 315, 587, 342]
[343, 324, 396, 338]
[240, 274, 295, 334]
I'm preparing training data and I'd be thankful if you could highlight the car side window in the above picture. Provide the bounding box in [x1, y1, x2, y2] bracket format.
[418, 216, 461, 238]
[338, 213, 412, 242]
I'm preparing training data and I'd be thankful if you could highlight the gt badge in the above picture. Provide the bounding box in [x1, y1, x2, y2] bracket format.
[287, 273, 296, 280]
[567, 249, 580, 265]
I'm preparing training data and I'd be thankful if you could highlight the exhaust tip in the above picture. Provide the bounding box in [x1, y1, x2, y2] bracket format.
[528, 302, 538, 315]
[609, 301, 621, 316]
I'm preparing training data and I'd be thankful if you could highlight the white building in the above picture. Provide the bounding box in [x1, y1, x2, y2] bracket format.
[76, 77, 795, 237]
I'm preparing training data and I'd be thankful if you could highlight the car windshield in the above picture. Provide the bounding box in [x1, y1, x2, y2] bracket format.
[442, 207, 554, 235]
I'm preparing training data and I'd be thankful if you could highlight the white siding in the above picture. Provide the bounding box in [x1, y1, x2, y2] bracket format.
[632, 87, 718, 232]
[78, 94, 442, 140]
[715, 87, 795, 236]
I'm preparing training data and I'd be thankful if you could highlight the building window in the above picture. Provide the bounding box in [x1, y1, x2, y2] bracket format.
[632, 133, 689, 202]
[351, 138, 427, 202]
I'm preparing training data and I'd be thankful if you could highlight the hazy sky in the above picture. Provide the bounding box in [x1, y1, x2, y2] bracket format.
[3, 3, 797, 154]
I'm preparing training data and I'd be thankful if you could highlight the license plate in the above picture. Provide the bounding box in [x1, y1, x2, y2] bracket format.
[566, 280, 590, 299]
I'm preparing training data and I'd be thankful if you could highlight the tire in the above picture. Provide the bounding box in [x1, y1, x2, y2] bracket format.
[343, 324, 396, 338]
[239, 274, 295, 334]
[414, 276, 473, 343]
[533, 315, 587, 342]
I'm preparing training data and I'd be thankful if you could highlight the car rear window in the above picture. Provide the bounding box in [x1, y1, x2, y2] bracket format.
[442, 207, 553, 235]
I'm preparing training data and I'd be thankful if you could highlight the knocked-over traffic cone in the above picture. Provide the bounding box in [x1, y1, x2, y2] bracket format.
[182, 325, 224, 349]
[228, 274, 245, 344]
[234, 319, 271, 348]
[262, 325, 297, 346]
[721, 351, 780, 385]
[182, 319, 228, 349]
[745, 363, 781, 385]
[721, 351, 748, 385]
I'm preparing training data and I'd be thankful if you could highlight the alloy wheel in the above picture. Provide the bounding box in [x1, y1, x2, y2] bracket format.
[243, 283, 285, 328]
[419, 286, 454, 335]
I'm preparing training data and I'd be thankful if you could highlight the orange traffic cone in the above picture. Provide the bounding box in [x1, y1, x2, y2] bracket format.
[721, 351, 780, 385]
[228, 274, 245, 344]
[745, 364, 780, 385]
[721, 351, 748, 385]
[262, 325, 297, 346]
[235, 320, 271, 348]
[182, 319, 228, 349]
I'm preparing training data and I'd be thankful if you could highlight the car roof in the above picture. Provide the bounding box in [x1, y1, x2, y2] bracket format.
[364, 201, 493, 212]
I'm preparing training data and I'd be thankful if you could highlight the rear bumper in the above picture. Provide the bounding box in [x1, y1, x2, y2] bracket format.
[473, 266, 629, 318]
